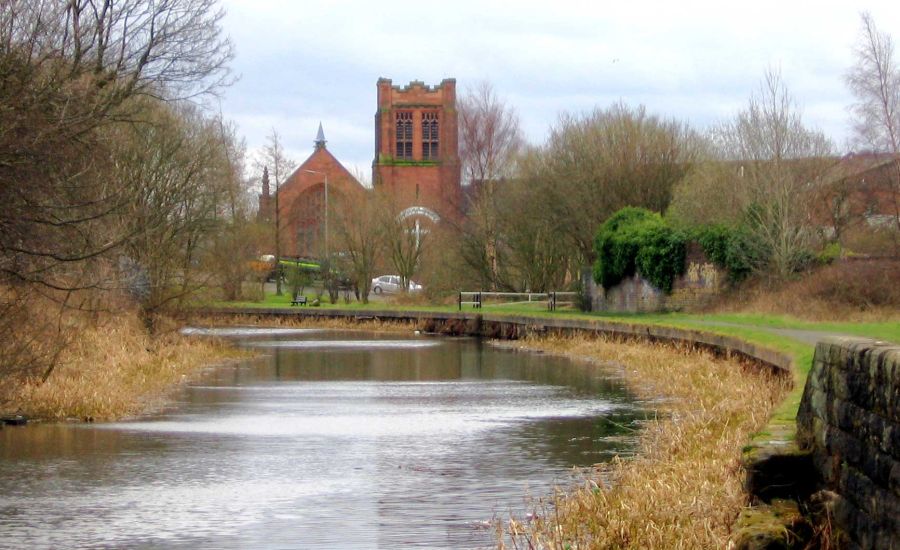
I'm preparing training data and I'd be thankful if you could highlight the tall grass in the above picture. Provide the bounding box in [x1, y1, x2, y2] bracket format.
[3, 313, 421, 421]
[710, 259, 900, 322]
[498, 334, 789, 549]
[5, 312, 244, 421]
[188, 313, 419, 333]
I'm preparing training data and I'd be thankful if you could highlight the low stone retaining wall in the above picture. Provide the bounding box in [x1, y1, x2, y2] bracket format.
[191, 308, 793, 376]
[797, 338, 900, 550]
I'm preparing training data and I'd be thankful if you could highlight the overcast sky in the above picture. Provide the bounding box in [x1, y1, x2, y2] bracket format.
[218, 0, 900, 182]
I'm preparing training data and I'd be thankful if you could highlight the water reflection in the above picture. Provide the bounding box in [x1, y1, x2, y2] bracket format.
[0, 329, 644, 549]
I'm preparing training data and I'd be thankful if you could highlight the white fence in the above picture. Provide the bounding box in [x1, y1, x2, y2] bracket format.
[457, 291, 578, 311]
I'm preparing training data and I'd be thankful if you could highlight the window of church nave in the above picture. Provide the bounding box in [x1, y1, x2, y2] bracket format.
[422, 111, 439, 160]
[395, 111, 413, 159]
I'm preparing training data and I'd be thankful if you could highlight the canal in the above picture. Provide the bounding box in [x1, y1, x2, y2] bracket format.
[0, 328, 645, 549]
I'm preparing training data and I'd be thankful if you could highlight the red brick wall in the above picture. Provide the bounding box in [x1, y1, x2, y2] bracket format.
[275, 147, 365, 258]
[373, 78, 461, 221]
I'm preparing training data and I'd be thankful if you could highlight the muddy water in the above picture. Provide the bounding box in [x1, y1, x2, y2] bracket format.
[0, 328, 644, 549]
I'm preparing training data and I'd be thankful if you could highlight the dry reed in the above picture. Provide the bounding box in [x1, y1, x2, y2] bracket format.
[187, 313, 419, 334]
[497, 334, 790, 549]
[6, 312, 245, 421]
[5, 313, 418, 421]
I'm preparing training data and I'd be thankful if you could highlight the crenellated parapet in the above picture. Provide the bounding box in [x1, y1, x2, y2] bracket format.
[373, 77, 461, 221]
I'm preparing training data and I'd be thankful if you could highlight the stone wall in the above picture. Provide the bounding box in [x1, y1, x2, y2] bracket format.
[796, 338, 900, 549]
[585, 243, 723, 313]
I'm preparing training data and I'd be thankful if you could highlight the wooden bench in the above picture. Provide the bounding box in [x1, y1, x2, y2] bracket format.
[290, 295, 308, 307]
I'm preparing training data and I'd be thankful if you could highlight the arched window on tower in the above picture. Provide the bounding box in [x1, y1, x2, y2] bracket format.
[422, 111, 439, 160]
[395, 111, 413, 159]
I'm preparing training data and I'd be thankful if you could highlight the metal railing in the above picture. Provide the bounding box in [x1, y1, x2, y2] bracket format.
[458, 291, 579, 311]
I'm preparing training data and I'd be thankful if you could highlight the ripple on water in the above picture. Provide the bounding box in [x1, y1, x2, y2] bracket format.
[179, 327, 325, 337]
[99, 379, 618, 438]
[243, 339, 442, 350]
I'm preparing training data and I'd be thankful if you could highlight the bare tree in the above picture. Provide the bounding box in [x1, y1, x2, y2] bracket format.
[847, 11, 900, 240]
[0, 0, 236, 382]
[713, 70, 833, 279]
[256, 130, 295, 296]
[494, 182, 571, 292]
[520, 103, 700, 265]
[0, 0, 234, 294]
[331, 191, 385, 303]
[456, 82, 525, 289]
[205, 115, 267, 302]
[381, 203, 426, 293]
[116, 101, 239, 312]
[666, 155, 745, 228]
[458, 81, 524, 184]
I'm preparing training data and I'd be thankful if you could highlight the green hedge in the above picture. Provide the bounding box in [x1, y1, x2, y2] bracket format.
[593, 208, 762, 293]
[593, 207, 687, 293]
[692, 224, 758, 283]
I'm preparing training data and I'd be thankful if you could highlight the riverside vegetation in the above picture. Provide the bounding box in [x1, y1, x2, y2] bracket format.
[1, 313, 417, 421]
[498, 334, 789, 549]
[181, 313, 794, 548]
[1, 311, 244, 421]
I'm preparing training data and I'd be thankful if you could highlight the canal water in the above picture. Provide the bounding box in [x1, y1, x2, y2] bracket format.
[0, 328, 644, 549]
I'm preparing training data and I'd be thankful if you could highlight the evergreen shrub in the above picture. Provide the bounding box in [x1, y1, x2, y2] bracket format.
[593, 207, 687, 293]
[693, 224, 755, 283]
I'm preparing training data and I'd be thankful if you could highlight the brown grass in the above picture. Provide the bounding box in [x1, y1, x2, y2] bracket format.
[3, 312, 420, 421]
[187, 313, 419, 333]
[498, 334, 789, 549]
[5, 312, 245, 421]
[708, 259, 900, 322]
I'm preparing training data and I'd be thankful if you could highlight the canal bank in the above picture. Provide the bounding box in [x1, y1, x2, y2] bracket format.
[1, 306, 823, 547]
[2, 330, 648, 549]
[189, 307, 796, 547]
[192, 307, 795, 375]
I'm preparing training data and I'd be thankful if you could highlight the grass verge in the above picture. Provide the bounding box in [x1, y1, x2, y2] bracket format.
[499, 333, 790, 549]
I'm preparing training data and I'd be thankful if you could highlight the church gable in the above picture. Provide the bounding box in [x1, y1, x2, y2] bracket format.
[263, 125, 366, 258]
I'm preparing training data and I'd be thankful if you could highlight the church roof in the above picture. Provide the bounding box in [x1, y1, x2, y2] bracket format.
[276, 131, 365, 201]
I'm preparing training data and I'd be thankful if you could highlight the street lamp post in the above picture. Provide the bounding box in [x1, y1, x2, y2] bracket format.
[302, 169, 329, 260]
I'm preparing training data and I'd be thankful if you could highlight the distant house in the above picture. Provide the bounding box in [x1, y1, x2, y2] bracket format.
[811, 152, 900, 242]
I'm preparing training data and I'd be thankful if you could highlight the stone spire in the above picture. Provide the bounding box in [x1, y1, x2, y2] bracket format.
[257, 166, 272, 223]
[314, 122, 326, 150]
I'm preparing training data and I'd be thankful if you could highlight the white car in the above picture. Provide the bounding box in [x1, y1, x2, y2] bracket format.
[371, 275, 422, 294]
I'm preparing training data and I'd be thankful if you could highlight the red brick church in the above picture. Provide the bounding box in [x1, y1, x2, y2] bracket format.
[259, 78, 461, 259]
[372, 78, 461, 221]
[258, 124, 367, 258]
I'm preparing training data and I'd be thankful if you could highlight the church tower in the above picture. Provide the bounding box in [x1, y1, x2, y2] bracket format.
[372, 78, 461, 220]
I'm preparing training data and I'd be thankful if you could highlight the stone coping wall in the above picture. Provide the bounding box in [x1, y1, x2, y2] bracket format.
[192, 308, 793, 377]
[796, 337, 900, 549]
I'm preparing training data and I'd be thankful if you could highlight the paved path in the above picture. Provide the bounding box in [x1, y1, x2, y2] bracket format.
[689, 320, 862, 345]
